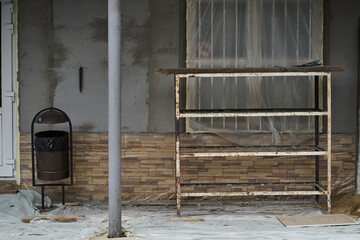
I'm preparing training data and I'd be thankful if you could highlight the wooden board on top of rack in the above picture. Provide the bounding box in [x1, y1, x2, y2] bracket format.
[155, 66, 345, 75]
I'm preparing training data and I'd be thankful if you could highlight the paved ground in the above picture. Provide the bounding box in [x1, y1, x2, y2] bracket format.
[0, 192, 359, 240]
[122, 204, 360, 240]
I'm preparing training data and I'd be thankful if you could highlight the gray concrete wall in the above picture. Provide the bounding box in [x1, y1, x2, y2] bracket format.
[18, 0, 360, 134]
[325, 0, 360, 133]
[19, 0, 109, 132]
[148, 0, 180, 132]
[19, 0, 179, 133]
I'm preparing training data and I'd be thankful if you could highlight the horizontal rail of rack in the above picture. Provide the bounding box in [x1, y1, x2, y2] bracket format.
[156, 66, 345, 76]
[180, 145, 327, 158]
[179, 108, 327, 118]
[181, 182, 327, 191]
[181, 182, 328, 197]
[180, 145, 326, 151]
[180, 152, 326, 158]
[178, 72, 330, 78]
[181, 190, 328, 197]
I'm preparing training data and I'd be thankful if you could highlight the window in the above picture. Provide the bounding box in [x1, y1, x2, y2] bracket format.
[186, 0, 323, 135]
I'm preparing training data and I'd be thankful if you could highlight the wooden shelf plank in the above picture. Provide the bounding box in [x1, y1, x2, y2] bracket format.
[156, 66, 344, 75]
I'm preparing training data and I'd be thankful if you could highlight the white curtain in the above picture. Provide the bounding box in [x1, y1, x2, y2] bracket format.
[186, 0, 323, 144]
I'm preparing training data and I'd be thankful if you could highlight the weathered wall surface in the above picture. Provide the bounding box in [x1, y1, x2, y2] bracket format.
[18, 0, 360, 134]
[19, 0, 109, 132]
[325, 0, 360, 133]
[148, 0, 180, 133]
[18, 0, 177, 133]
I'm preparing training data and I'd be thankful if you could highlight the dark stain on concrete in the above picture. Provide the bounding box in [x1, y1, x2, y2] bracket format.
[156, 48, 178, 54]
[50, 42, 69, 68]
[122, 16, 151, 65]
[100, 58, 108, 78]
[48, 69, 64, 107]
[55, 25, 66, 30]
[88, 17, 108, 42]
[44, 0, 56, 107]
[79, 123, 95, 132]
[44, 0, 69, 107]
[101, 58, 108, 68]
[130, 31, 150, 65]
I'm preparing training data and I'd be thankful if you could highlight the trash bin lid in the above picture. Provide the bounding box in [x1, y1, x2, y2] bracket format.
[35, 111, 68, 124]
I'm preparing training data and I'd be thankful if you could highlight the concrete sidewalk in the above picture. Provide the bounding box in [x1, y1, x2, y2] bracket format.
[122, 204, 360, 240]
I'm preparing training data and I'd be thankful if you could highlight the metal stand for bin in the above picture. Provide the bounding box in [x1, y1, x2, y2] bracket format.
[31, 107, 73, 209]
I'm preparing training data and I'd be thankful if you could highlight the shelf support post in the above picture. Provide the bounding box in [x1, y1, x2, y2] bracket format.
[326, 73, 332, 214]
[315, 75, 320, 204]
[175, 74, 181, 215]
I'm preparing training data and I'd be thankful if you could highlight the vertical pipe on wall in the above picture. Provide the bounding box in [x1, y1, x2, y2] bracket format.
[198, 0, 202, 131]
[211, 0, 214, 129]
[108, 0, 122, 237]
[234, 0, 238, 132]
[356, 17, 360, 195]
[222, 0, 226, 130]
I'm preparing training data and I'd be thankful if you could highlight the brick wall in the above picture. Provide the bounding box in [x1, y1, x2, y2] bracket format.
[20, 133, 355, 202]
[0, 180, 18, 191]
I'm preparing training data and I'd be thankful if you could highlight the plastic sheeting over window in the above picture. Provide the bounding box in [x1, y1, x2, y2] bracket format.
[186, 0, 323, 144]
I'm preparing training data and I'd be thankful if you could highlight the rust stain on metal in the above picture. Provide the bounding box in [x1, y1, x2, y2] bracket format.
[176, 176, 181, 215]
[175, 74, 181, 215]
[175, 75, 180, 119]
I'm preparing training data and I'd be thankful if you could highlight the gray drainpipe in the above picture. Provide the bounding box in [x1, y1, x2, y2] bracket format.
[108, 0, 122, 237]
[356, 17, 360, 195]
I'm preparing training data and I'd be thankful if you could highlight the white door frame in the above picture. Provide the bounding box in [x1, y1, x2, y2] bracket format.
[0, 0, 15, 178]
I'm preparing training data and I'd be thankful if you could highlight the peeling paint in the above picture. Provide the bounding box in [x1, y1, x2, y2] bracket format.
[88, 17, 108, 42]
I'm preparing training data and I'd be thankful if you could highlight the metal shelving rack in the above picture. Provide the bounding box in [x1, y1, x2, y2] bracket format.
[157, 66, 344, 215]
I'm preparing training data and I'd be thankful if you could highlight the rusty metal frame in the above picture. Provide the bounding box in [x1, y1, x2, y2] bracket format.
[172, 69, 334, 215]
[182, 181, 326, 188]
[326, 73, 332, 214]
[181, 191, 328, 197]
[180, 109, 327, 118]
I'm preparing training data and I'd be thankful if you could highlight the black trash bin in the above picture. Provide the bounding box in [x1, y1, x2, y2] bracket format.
[35, 130, 69, 181]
